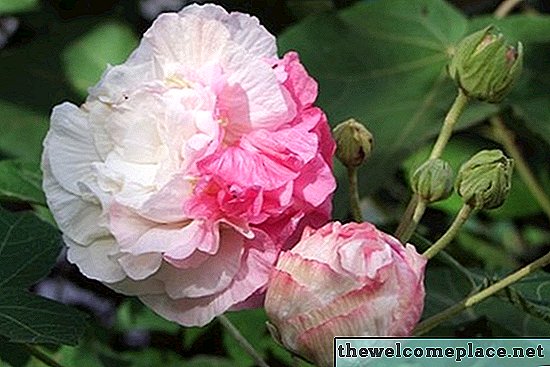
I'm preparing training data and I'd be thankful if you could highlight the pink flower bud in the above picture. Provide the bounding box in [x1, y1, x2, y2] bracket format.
[265, 221, 426, 367]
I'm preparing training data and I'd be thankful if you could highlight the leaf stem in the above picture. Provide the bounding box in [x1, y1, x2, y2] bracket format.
[395, 90, 468, 241]
[414, 250, 550, 335]
[490, 116, 550, 222]
[23, 344, 66, 367]
[429, 89, 469, 160]
[347, 166, 363, 222]
[423, 204, 474, 260]
[494, 0, 524, 18]
[217, 315, 270, 367]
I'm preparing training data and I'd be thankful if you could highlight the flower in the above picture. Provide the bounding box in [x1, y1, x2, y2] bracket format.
[332, 118, 373, 168]
[41, 4, 336, 326]
[264, 221, 426, 367]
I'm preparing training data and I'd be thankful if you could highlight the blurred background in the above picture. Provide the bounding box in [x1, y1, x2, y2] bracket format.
[1, 0, 550, 366]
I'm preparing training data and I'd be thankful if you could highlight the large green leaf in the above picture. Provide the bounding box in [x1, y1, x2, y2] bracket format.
[278, 0, 498, 219]
[0, 289, 86, 345]
[222, 309, 293, 367]
[0, 160, 45, 205]
[0, 0, 38, 14]
[0, 208, 87, 345]
[62, 22, 138, 97]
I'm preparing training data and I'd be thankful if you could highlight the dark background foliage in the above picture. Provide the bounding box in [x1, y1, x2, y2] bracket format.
[1, 0, 550, 366]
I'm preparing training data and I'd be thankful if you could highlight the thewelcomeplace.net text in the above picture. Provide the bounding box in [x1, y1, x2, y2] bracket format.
[337, 341, 545, 363]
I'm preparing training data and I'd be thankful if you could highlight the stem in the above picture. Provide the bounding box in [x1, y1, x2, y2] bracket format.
[415, 250, 550, 335]
[490, 116, 550, 222]
[398, 199, 427, 244]
[347, 166, 363, 222]
[423, 204, 474, 260]
[494, 0, 524, 18]
[394, 194, 419, 240]
[429, 89, 469, 160]
[395, 90, 468, 240]
[217, 315, 270, 367]
[23, 344, 66, 367]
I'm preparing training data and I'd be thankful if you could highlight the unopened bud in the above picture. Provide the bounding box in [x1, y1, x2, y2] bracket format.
[448, 25, 523, 103]
[455, 149, 513, 210]
[333, 118, 373, 168]
[411, 159, 454, 203]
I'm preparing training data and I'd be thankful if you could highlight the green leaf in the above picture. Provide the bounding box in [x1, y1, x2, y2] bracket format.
[62, 22, 138, 97]
[278, 0, 498, 219]
[0, 208, 87, 345]
[222, 309, 293, 367]
[183, 356, 236, 367]
[0, 208, 60, 289]
[0, 289, 86, 345]
[0, 161, 45, 205]
[0, 102, 49, 162]
[115, 299, 179, 334]
[0, 0, 38, 14]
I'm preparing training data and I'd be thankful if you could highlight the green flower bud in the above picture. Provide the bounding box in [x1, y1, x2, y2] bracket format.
[411, 159, 454, 203]
[448, 25, 523, 103]
[455, 149, 513, 210]
[333, 118, 373, 168]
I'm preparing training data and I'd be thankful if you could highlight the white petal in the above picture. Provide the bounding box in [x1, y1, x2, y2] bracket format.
[180, 4, 276, 58]
[42, 151, 108, 245]
[66, 236, 126, 283]
[144, 13, 231, 71]
[118, 252, 163, 280]
[154, 227, 243, 299]
[46, 102, 100, 195]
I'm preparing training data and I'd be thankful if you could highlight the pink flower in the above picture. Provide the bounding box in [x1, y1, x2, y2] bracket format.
[265, 221, 426, 367]
[41, 4, 335, 326]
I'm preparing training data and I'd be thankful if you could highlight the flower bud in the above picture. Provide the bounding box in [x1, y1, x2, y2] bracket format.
[333, 118, 373, 168]
[411, 158, 454, 203]
[455, 149, 513, 210]
[448, 25, 523, 103]
[265, 222, 426, 367]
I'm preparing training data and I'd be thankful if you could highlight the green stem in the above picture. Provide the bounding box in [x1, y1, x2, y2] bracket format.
[429, 89, 469, 160]
[415, 250, 550, 335]
[490, 116, 550, 222]
[348, 166, 363, 222]
[398, 199, 427, 243]
[395, 90, 469, 240]
[23, 344, 66, 367]
[494, 0, 524, 18]
[394, 194, 419, 240]
[423, 204, 474, 260]
[217, 315, 270, 367]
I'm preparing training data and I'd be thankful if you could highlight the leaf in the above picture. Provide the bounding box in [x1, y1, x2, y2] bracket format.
[0, 0, 38, 14]
[0, 289, 86, 345]
[0, 208, 60, 289]
[0, 337, 29, 367]
[222, 309, 293, 367]
[0, 161, 45, 205]
[0, 208, 87, 345]
[0, 102, 49, 162]
[62, 22, 138, 97]
[115, 299, 179, 334]
[183, 356, 236, 367]
[278, 0, 498, 219]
